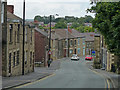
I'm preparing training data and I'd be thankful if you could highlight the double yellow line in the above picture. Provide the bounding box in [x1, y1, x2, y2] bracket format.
[89, 69, 111, 89]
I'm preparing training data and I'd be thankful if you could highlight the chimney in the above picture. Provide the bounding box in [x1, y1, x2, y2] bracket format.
[7, 5, 14, 14]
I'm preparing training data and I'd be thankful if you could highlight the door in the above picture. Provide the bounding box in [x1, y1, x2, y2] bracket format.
[74, 49, 76, 54]
[9, 53, 11, 74]
[64, 49, 66, 57]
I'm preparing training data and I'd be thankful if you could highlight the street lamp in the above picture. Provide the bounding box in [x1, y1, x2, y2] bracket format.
[48, 14, 59, 67]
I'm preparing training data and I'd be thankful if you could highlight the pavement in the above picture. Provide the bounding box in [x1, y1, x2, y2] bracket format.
[2, 58, 62, 89]
[2, 57, 120, 89]
[85, 60, 120, 89]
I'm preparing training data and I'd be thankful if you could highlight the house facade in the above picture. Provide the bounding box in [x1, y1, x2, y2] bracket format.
[2, 8, 34, 76]
[34, 28, 48, 67]
[50, 29, 86, 59]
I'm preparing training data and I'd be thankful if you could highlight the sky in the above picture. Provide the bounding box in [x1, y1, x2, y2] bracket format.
[7, 0, 95, 19]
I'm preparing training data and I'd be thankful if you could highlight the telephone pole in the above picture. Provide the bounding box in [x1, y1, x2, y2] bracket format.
[22, 0, 25, 75]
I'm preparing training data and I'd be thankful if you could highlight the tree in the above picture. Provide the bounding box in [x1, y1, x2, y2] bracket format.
[88, 1, 120, 72]
[55, 22, 67, 29]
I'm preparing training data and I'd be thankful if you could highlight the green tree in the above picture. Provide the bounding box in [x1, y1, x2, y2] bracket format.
[55, 22, 67, 29]
[88, 1, 120, 72]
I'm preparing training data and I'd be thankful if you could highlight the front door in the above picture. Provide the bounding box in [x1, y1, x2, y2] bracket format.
[9, 53, 11, 74]
[64, 49, 66, 57]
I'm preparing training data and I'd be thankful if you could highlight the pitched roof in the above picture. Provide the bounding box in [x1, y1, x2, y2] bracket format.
[70, 29, 85, 38]
[7, 11, 22, 21]
[53, 29, 75, 40]
[34, 27, 48, 37]
[83, 32, 95, 41]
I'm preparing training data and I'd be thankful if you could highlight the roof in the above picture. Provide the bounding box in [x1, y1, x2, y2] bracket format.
[51, 29, 86, 40]
[7, 11, 22, 22]
[34, 27, 48, 37]
[70, 29, 85, 38]
[83, 32, 95, 42]
[52, 29, 75, 40]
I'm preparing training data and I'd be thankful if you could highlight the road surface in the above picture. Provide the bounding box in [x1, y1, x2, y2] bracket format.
[16, 58, 111, 88]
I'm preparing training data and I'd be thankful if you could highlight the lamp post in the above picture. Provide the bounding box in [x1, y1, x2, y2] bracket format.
[22, 0, 25, 75]
[48, 14, 58, 67]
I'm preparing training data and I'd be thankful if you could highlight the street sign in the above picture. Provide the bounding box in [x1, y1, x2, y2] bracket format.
[48, 51, 52, 55]
[92, 51, 95, 56]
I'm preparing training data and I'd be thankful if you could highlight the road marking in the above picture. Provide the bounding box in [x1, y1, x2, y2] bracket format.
[107, 79, 110, 89]
[88, 69, 111, 89]
[15, 74, 55, 88]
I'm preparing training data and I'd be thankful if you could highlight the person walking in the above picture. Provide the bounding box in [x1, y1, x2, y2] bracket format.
[47, 59, 53, 67]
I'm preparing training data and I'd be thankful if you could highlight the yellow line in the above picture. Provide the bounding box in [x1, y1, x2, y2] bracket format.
[88, 69, 108, 89]
[15, 74, 55, 88]
[107, 79, 110, 89]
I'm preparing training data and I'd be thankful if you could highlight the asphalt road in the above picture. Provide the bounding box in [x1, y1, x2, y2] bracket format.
[16, 58, 111, 88]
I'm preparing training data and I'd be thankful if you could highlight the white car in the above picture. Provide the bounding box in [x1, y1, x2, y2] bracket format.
[71, 54, 79, 60]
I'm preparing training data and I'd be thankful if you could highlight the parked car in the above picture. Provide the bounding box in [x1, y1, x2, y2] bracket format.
[71, 54, 79, 60]
[85, 55, 93, 60]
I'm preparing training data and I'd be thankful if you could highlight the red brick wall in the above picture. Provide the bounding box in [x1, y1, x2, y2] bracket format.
[35, 31, 48, 63]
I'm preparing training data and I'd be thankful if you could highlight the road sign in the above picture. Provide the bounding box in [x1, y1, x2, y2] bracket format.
[92, 51, 95, 56]
[92, 51, 95, 53]
[48, 51, 52, 55]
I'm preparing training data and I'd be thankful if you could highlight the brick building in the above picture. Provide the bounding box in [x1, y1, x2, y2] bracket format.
[34, 28, 48, 67]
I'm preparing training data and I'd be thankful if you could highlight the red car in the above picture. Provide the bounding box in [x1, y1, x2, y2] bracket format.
[85, 55, 93, 60]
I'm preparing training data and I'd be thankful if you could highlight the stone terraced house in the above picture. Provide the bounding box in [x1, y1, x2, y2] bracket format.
[2, 8, 34, 77]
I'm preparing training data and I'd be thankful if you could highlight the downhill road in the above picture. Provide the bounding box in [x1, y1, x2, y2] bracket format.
[17, 58, 111, 88]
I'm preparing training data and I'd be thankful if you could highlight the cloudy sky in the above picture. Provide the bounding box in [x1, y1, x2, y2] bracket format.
[7, 0, 95, 19]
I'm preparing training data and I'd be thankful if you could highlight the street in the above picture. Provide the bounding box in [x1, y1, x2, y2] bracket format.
[16, 58, 111, 88]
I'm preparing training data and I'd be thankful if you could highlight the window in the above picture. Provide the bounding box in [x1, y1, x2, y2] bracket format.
[70, 40, 72, 46]
[33, 52, 34, 62]
[9, 53, 12, 73]
[25, 51, 27, 64]
[82, 38, 85, 45]
[1, 3, 4, 23]
[14, 31, 16, 45]
[17, 24, 20, 43]
[9, 24, 13, 43]
[25, 28, 27, 43]
[16, 51, 19, 65]
[30, 52, 32, 65]
[70, 49, 73, 54]
[77, 48, 80, 54]
[75, 40, 76, 46]
[30, 29, 32, 43]
[13, 52, 15, 67]
[65, 40, 67, 47]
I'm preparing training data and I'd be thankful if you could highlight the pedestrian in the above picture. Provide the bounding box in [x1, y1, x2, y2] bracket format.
[47, 60, 51, 67]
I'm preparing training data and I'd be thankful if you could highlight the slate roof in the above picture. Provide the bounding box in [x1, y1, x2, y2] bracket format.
[7, 11, 22, 21]
[83, 32, 95, 42]
[53, 29, 75, 40]
[34, 27, 48, 37]
[70, 29, 85, 38]
[51, 29, 86, 40]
